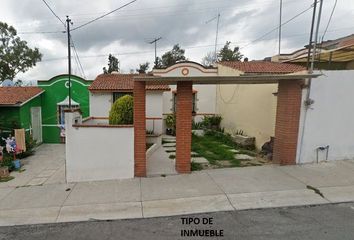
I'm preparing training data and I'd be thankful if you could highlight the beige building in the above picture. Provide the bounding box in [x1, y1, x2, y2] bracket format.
[272, 33, 354, 70]
[216, 61, 306, 149]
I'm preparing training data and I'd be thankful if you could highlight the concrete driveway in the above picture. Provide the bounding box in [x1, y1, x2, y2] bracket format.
[1, 144, 354, 226]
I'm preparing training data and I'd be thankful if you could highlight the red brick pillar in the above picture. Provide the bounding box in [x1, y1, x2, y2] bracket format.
[176, 81, 193, 173]
[134, 81, 146, 177]
[273, 80, 302, 165]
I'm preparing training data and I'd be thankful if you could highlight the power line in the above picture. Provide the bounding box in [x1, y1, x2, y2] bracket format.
[17, 30, 64, 35]
[41, 0, 66, 28]
[321, 0, 338, 42]
[240, 4, 315, 50]
[70, 35, 87, 79]
[71, 0, 137, 31]
[14, 0, 301, 35]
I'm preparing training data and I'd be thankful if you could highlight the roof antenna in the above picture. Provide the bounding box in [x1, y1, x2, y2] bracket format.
[206, 12, 220, 62]
[148, 37, 162, 68]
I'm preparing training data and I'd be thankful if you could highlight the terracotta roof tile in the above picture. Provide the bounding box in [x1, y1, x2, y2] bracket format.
[0, 87, 44, 106]
[219, 61, 306, 74]
[89, 73, 170, 92]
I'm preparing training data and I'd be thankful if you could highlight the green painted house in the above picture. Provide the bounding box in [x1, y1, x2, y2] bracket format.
[0, 87, 44, 143]
[38, 74, 92, 143]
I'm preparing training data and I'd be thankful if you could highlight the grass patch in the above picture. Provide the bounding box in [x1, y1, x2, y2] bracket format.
[191, 162, 203, 171]
[192, 134, 235, 164]
[0, 176, 15, 182]
[169, 154, 175, 159]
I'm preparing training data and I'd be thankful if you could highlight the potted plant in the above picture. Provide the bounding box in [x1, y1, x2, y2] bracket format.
[165, 114, 176, 136]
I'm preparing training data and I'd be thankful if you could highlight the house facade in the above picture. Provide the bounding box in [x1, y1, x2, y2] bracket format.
[38, 74, 92, 143]
[88, 73, 170, 135]
[216, 61, 306, 149]
[0, 87, 44, 143]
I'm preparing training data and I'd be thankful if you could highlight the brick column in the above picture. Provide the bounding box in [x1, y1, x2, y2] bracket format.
[176, 81, 193, 173]
[273, 80, 302, 165]
[134, 81, 146, 177]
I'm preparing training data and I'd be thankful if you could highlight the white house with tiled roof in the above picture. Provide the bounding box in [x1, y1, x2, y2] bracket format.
[88, 73, 170, 135]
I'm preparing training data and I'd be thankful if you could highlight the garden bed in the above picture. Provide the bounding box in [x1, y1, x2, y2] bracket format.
[162, 130, 271, 171]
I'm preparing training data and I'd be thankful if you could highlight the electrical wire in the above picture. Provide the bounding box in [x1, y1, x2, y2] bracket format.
[17, 30, 64, 35]
[41, 0, 66, 28]
[70, 35, 87, 79]
[240, 4, 315, 50]
[71, 0, 137, 31]
[321, 0, 338, 42]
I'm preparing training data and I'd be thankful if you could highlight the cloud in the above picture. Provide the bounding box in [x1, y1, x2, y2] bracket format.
[1, 0, 353, 80]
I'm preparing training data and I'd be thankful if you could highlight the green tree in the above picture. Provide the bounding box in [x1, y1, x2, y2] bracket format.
[0, 22, 42, 82]
[218, 41, 244, 62]
[136, 62, 149, 73]
[155, 44, 186, 68]
[109, 95, 133, 125]
[103, 54, 119, 74]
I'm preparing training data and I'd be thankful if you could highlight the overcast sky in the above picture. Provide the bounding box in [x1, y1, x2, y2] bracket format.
[1, 0, 353, 81]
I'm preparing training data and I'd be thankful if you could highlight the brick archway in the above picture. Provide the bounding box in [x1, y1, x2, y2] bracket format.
[133, 63, 318, 177]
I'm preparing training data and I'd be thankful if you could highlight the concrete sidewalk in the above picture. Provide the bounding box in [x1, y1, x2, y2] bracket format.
[1, 145, 354, 226]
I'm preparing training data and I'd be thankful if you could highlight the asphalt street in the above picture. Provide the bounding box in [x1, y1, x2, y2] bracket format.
[1, 202, 354, 240]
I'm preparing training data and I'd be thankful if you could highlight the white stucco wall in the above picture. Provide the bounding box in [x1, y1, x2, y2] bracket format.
[89, 92, 112, 117]
[90, 91, 165, 135]
[162, 85, 216, 117]
[146, 91, 164, 135]
[65, 112, 134, 182]
[297, 70, 354, 164]
[216, 64, 277, 149]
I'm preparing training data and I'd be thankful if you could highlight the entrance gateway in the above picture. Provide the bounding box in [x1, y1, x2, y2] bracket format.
[133, 61, 320, 177]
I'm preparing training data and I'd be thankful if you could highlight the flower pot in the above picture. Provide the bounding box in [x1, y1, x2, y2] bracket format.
[13, 159, 21, 169]
[166, 128, 173, 135]
[0, 166, 9, 178]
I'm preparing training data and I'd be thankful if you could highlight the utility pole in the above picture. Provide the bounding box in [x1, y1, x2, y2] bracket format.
[278, 0, 283, 56]
[306, 0, 318, 70]
[310, 0, 323, 72]
[149, 37, 162, 67]
[66, 16, 72, 109]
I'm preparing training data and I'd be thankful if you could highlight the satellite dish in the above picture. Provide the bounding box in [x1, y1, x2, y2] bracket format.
[2, 79, 14, 87]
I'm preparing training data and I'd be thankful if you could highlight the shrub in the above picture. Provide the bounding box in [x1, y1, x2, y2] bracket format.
[0, 154, 15, 171]
[109, 95, 133, 125]
[191, 162, 203, 171]
[202, 115, 222, 131]
[192, 120, 204, 130]
[165, 114, 176, 135]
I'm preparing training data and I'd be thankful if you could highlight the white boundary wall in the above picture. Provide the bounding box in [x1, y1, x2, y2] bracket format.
[90, 91, 164, 135]
[297, 70, 354, 163]
[65, 112, 134, 182]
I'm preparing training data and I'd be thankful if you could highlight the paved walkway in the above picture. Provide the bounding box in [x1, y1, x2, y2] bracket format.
[147, 145, 177, 177]
[1, 144, 354, 226]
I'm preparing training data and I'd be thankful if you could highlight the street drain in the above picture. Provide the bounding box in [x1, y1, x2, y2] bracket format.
[307, 185, 325, 198]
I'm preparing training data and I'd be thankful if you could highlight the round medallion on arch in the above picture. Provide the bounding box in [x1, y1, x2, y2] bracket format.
[181, 68, 189, 76]
[65, 80, 72, 88]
